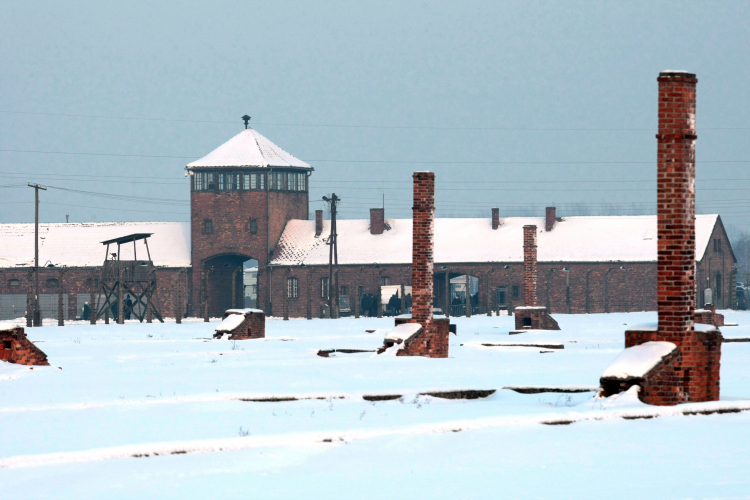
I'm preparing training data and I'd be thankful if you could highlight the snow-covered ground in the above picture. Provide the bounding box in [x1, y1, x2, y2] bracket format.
[1, 311, 749, 499]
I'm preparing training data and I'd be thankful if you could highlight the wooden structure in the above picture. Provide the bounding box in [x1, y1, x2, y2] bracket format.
[95, 233, 163, 323]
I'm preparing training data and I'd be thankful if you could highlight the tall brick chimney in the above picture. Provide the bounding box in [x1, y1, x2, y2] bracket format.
[545, 207, 556, 231]
[523, 225, 537, 306]
[315, 210, 323, 237]
[656, 71, 697, 345]
[370, 208, 385, 235]
[411, 173, 435, 329]
[491, 208, 500, 230]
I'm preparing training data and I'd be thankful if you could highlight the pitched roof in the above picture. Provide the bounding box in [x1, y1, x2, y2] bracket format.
[0, 222, 190, 268]
[269, 214, 720, 266]
[186, 129, 310, 169]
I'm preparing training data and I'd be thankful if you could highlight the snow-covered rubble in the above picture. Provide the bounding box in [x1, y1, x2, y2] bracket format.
[602, 341, 677, 379]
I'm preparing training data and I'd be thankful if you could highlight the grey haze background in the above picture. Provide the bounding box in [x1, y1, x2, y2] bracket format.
[2, 1, 749, 238]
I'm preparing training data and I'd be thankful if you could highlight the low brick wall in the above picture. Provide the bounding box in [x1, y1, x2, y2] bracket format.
[623, 325, 722, 404]
[394, 316, 449, 358]
[213, 310, 265, 340]
[695, 304, 724, 328]
[0, 326, 49, 366]
[514, 307, 560, 330]
[600, 346, 683, 406]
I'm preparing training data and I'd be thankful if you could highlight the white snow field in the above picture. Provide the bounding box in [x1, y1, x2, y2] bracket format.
[1, 311, 750, 499]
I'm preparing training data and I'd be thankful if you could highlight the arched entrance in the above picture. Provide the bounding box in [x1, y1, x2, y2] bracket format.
[202, 254, 258, 317]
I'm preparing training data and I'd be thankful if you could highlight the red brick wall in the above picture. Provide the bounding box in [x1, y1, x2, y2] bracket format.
[523, 225, 538, 306]
[268, 261, 662, 318]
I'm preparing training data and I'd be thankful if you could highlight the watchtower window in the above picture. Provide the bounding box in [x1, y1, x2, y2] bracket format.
[249, 219, 258, 235]
[8, 279, 20, 288]
[287, 278, 299, 299]
[46, 278, 59, 288]
[206, 173, 216, 190]
[203, 219, 213, 235]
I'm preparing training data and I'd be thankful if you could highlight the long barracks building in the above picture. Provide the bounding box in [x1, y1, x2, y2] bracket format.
[0, 126, 738, 321]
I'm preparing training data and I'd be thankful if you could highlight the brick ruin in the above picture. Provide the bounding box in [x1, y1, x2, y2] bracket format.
[384, 172, 449, 358]
[213, 308, 266, 340]
[514, 225, 559, 330]
[0, 325, 49, 366]
[603, 71, 722, 405]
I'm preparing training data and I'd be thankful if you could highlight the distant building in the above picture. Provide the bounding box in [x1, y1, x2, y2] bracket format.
[0, 127, 738, 320]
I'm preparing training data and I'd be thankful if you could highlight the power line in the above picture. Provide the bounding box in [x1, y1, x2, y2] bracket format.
[2, 109, 749, 132]
[3, 147, 750, 165]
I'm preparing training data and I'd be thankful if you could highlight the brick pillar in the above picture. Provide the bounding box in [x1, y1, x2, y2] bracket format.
[411, 172, 435, 331]
[656, 71, 697, 345]
[491, 208, 500, 230]
[523, 225, 537, 306]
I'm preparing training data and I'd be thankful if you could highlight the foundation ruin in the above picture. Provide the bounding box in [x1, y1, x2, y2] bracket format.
[213, 308, 266, 340]
[513, 225, 559, 331]
[0, 324, 49, 366]
[601, 71, 722, 405]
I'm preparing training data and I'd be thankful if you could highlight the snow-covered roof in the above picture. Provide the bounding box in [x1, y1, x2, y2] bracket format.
[601, 341, 677, 380]
[187, 129, 310, 169]
[0, 222, 190, 268]
[270, 215, 719, 266]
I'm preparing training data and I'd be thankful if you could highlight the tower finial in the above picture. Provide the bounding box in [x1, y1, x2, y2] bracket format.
[241, 115, 251, 129]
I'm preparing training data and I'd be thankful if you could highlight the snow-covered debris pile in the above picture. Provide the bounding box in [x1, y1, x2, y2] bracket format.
[384, 323, 423, 347]
[602, 342, 677, 380]
[213, 309, 265, 340]
[600, 341, 684, 405]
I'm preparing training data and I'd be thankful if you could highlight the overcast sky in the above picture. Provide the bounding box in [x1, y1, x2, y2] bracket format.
[2, 1, 749, 236]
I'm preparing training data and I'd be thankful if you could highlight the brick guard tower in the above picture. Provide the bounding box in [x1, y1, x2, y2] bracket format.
[387, 172, 449, 358]
[514, 225, 560, 330]
[602, 71, 722, 405]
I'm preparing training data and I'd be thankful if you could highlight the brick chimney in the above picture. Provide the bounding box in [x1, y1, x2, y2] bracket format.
[315, 210, 323, 237]
[523, 225, 538, 306]
[492, 208, 500, 230]
[370, 208, 385, 235]
[656, 71, 722, 402]
[411, 173, 435, 329]
[656, 71, 697, 345]
[545, 207, 556, 231]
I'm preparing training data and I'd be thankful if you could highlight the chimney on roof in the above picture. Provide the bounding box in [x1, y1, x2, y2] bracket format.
[370, 208, 385, 235]
[492, 208, 500, 230]
[545, 207, 556, 231]
[523, 225, 538, 306]
[315, 210, 323, 237]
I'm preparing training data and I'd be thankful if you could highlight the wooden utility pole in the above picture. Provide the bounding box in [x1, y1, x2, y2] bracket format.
[323, 194, 340, 318]
[28, 183, 47, 327]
